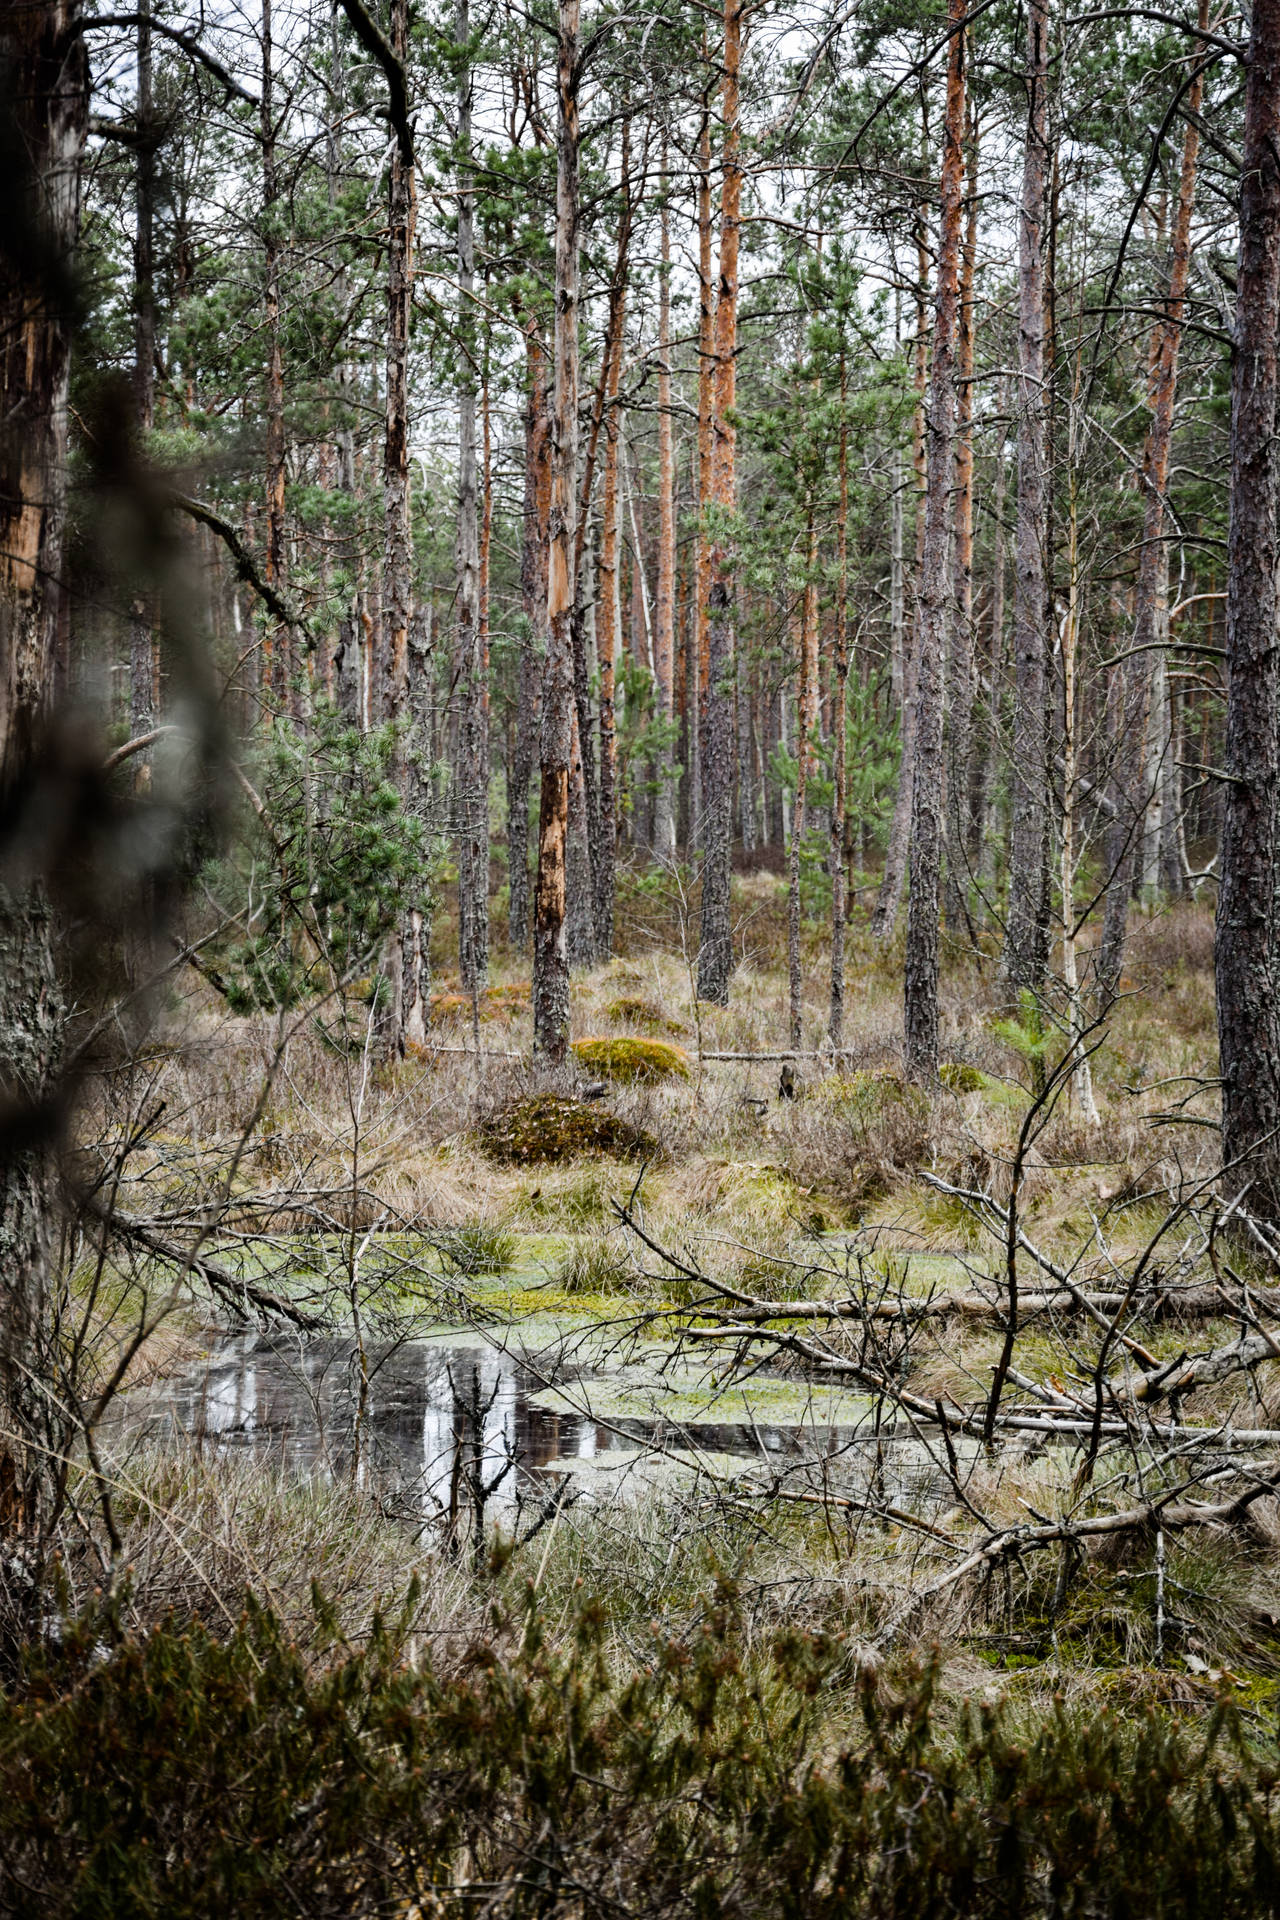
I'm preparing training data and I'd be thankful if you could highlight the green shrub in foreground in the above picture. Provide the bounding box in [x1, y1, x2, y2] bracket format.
[2, 1581, 1280, 1917]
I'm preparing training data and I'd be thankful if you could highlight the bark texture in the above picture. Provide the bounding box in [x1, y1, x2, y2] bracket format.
[1001, 0, 1050, 995]
[0, 0, 84, 1522]
[1097, 21, 1203, 1004]
[1216, 0, 1280, 1216]
[696, 0, 742, 1006]
[454, 0, 488, 997]
[533, 0, 579, 1065]
[509, 321, 549, 952]
[904, 0, 965, 1080]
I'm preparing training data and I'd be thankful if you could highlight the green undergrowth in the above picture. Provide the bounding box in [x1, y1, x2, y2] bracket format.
[6, 1579, 1280, 1917]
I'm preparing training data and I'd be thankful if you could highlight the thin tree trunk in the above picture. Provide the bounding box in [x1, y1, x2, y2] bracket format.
[128, 0, 156, 793]
[533, 0, 579, 1064]
[1097, 13, 1203, 1001]
[829, 343, 850, 1047]
[1001, 0, 1050, 995]
[509, 320, 549, 954]
[1216, 0, 1280, 1216]
[597, 333, 623, 959]
[788, 513, 819, 1049]
[653, 138, 678, 863]
[873, 211, 930, 939]
[692, 87, 715, 856]
[454, 0, 487, 998]
[261, 0, 290, 715]
[379, 0, 417, 1043]
[696, 0, 742, 1005]
[945, 95, 979, 919]
[0, 0, 85, 1522]
[903, 0, 965, 1080]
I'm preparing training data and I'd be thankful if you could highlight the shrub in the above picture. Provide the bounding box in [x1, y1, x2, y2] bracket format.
[473, 1095, 659, 1166]
[4, 1585, 1280, 1917]
[571, 1035, 690, 1084]
[940, 1060, 985, 1094]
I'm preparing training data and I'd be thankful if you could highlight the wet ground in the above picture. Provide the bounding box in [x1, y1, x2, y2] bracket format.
[126, 1318, 959, 1527]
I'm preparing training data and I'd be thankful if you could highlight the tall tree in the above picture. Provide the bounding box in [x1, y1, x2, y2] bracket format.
[0, 0, 86, 1517]
[696, 0, 742, 1006]
[1097, 16, 1205, 1003]
[903, 0, 965, 1080]
[533, 0, 580, 1064]
[455, 0, 488, 998]
[1001, 0, 1051, 995]
[653, 137, 678, 863]
[1216, 0, 1280, 1215]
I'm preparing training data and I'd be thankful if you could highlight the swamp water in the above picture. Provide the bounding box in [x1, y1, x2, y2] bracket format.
[128, 1318, 965, 1528]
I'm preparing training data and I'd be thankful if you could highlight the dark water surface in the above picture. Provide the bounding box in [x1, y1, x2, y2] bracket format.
[126, 1326, 934, 1522]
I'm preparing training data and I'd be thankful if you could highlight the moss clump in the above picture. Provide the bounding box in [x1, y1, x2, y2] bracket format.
[940, 1060, 985, 1094]
[604, 994, 687, 1036]
[571, 1035, 690, 1084]
[473, 1095, 659, 1166]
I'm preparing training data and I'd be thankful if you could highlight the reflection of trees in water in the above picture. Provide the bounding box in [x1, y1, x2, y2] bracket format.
[154, 1335, 593, 1553]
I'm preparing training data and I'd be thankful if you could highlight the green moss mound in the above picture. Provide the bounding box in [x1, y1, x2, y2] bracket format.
[473, 1094, 659, 1166]
[940, 1060, 986, 1093]
[604, 994, 687, 1035]
[571, 1035, 690, 1084]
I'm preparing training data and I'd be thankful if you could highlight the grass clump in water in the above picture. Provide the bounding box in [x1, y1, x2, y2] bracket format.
[428, 1221, 518, 1277]
[553, 1234, 635, 1295]
[473, 1094, 659, 1167]
[571, 1035, 690, 1084]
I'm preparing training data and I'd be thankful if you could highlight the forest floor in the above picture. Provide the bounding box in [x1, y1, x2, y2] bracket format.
[22, 876, 1280, 1908]
[84, 872, 1280, 1725]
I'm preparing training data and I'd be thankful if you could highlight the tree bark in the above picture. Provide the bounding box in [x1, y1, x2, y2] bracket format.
[1216, 0, 1280, 1216]
[0, 0, 85, 1523]
[903, 0, 965, 1081]
[696, 0, 742, 1006]
[454, 0, 488, 998]
[653, 143, 678, 864]
[509, 319, 549, 953]
[261, 0, 291, 716]
[1001, 0, 1050, 995]
[945, 95, 979, 915]
[533, 0, 579, 1065]
[128, 0, 156, 791]
[691, 86, 715, 855]
[1097, 14, 1203, 1002]
[829, 343, 850, 1047]
[379, 0, 418, 1044]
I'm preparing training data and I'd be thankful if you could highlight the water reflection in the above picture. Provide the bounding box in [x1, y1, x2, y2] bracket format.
[129, 1330, 946, 1529]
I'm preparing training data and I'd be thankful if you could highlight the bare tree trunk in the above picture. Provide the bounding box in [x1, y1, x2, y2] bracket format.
[377, 0, 417, 1044]
[533, 0, 579, 1064]
[0, 0, 85, 1522]
[696, 0, 742, 1006]
[1217, 0, 1280, 1216]
[788, 513, 818, 1048]
[128, 0, 156, 791]
[903, 0, 965, 1080]
[509, 320, 549, 954]
[653, 139, 678, 863]
[1097, 16, 1203, 1001]
[945, 94, 979, 921]
[261, 0, 291, 715]
[1001, 0, 1050, 995]
[873, 208, 930, 940]
[829, 343, 850, 1048]
[454, 0, 488, 998]
[692, 88, 715, 856]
